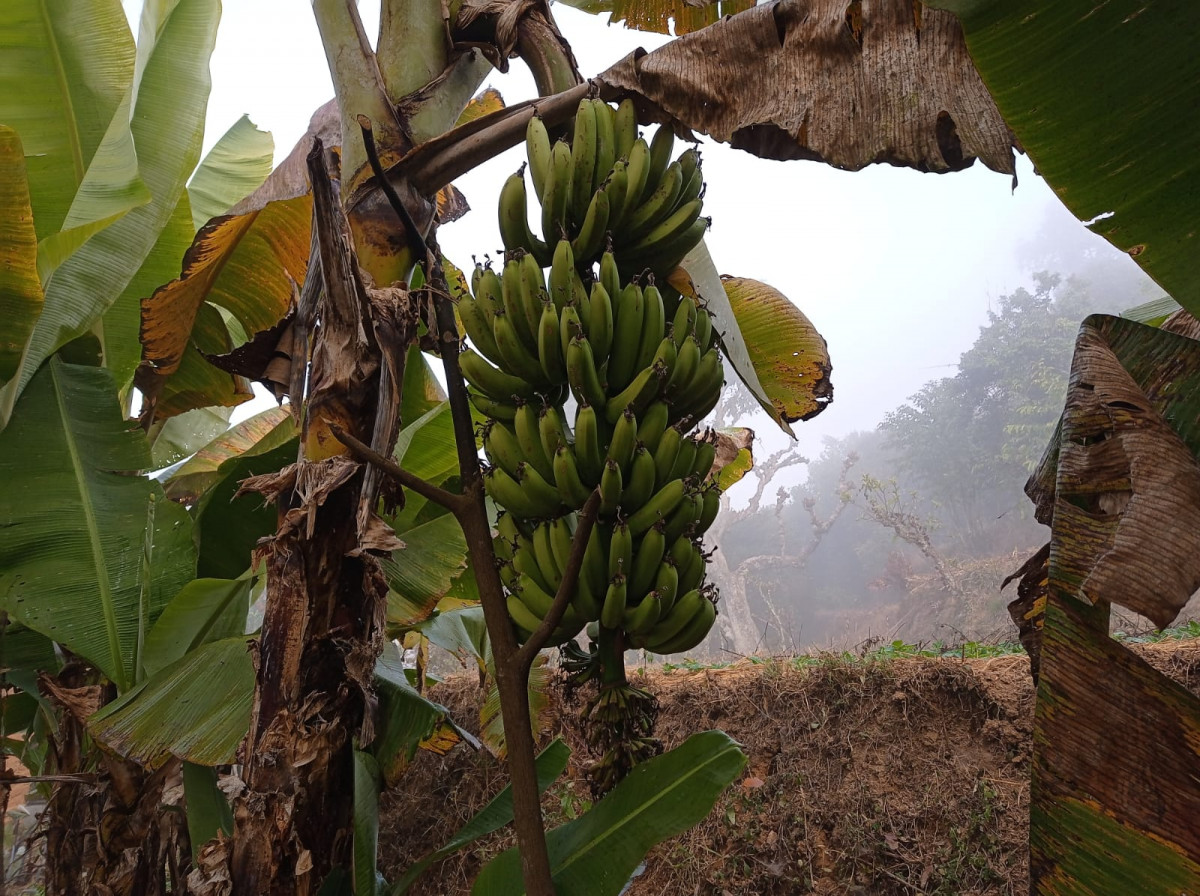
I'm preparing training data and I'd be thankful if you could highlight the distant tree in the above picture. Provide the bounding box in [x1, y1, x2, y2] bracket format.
[880, 271, 1124, 550]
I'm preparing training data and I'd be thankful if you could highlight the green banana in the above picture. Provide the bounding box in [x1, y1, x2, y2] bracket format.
[601, 160, 629, 232]
[663, 490, 703, 545]
[582, 523, 610, 596]
[675, 347, 724, 423]
[622, 442, 657, 511]
[654, 558, 680, 615]
[457, 292, 504, 367]
[571, 188, 610, 264]
[599, 458, 623, 516]
[570, 97, 598, 226]
[592, 99, 616, 196]
[482, 420, 525, 479]
[636, 401, 669, 455]
[623, 161, 683, 244]
[606, 283, 645, 394]
[506, 593, 547, 639]
[549, 515, 574, 580]
[695, 485, 721, 535]
[670, 299, 695, 349]
[542, 140, 573, 242]
[519, 251, 548, 343]
[548, 239, 574, 313]
[513, 542, 552, 593]
[621, 138, 651, 225]
[566, 335, 608, 409]
[533, 522, 563, 588]
[622, 591, 662, 636]
[693, 303, 715, 354]
[691, 436, 717, 483]
[641, 587, 704, 648]
[608, 524, 633, 589]
[630, 522, 666, 596]
[587, 280, 614, 363]
[605, 365, 661, 425]
[600, 573, 628, 630]
[558, 303, 583, 365]
[614, 98, 638, 161]
[653, 424, 683, 489]
[668, 534, 694, 573]
[553, 445, 594, 506]
[627, 478, 686, 536]
[619, 217, 709, 282]
[677, 146, 700, 188]
[476, 265, 504, 318]
[517, 461, 565, 518]
[606, 406, 637, 474]
[573, 575, 603, 623]
[498, 170, 551, 265]
[538, 404, 570, 460]
[493, 312, 547, 387]
[459, 347, 537, 402]
[514, 403, 553, 481]
[484, 466, 542, 520]
[526, 115, 552, 198]
[628, 199, 703, 256]
[468, 388, 518, 422]
[599, 248, 622, 307]
[637, 281, 666, 371]
[666, 333, 700, 396]
[645, 124, 676, 202]
[668, 437, 699, 485]
[573, 401, 606, 485]
[645, 592, 715, 654]
[678, 539, 707, 594]
[537, 299, 564, 383]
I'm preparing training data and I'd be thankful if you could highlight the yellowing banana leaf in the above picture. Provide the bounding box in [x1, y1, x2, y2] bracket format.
[473, 730, 746, 895]
[88, 636, 255, 767]
[598, 0, 1014, 173]
[162, 406, 294, 503]
[0, 128, 43, 383]
[0, 0, 137, 240]
[714, 427, 754, 491]
[0, 0, 221, 426]
[455, 87, 505, 126]
[480, 653, 551, 759]
[187, 115, 275, 231]
[928, 0, 1200, 314]
[0, 358, 196, 692]
[559, 0, 753, 35]
[672, 242, 831, 436]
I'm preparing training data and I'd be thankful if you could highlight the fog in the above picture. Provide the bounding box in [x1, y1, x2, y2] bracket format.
[181, 2, 1170, 653]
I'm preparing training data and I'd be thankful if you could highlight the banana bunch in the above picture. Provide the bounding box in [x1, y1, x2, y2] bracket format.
[499, 98, 710, 279]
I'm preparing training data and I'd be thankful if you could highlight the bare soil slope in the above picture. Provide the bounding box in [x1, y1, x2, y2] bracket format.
[379, 639, 1200, 895]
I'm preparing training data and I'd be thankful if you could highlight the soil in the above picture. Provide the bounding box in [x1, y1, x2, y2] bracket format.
[378, 638, 1200, 896]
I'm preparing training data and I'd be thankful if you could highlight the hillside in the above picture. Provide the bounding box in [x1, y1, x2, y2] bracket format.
[379, 639, 1200, 895]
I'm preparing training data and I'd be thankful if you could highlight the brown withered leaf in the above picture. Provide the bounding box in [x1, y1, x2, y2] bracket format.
[599, 0, 1014, 174]
[1002, 541, 1049, 683]
[1030, 315, 1200, 629]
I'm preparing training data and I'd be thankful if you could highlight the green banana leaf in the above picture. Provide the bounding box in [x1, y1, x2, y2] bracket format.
[927, 0, 1200, 314]
[0, 0, 221, 426]
[414, 605, 490, 672]
[182, 761, 233, 862]
[0, 358, 196, 691]
[148, 405, 236, 469]
[675, 241, 831, 436]
[88, 635, 254, 767]
[142, 576, 254, 676]
[0, 127, 44, 383]
[188, 114, 275, 230]
[1122, 296, 1183, 328]
[391, 738, 571, 894]
[162, 406, 294, 504]
[0, 0, 139, 242]
[472, 730, 746, 895]
[193, 434, 299, 580]
[381, 401, 469, 625]
[371, 643, 477, 786]
[353, 750, 384, 896]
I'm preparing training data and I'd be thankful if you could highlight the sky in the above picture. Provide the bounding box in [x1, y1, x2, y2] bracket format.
[127, 1, 1158, 474]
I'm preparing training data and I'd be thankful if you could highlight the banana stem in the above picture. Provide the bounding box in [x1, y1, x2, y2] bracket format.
[596, 627, 629, 688]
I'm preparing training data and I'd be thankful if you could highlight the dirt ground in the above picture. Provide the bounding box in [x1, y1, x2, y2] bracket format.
[378, 638, 1200, 895]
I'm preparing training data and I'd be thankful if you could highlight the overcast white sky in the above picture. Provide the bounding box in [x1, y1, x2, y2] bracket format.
[128, 1, 1158, 466]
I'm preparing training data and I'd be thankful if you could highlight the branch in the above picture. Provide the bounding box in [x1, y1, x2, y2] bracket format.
[515, 490, 602, 670]
[329, 423, 466, 514]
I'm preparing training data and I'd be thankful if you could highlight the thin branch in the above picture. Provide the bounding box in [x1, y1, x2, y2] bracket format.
[359, 115, 429, 258]
[516, 490, 602, 670]
[329, 423, 466, 514]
